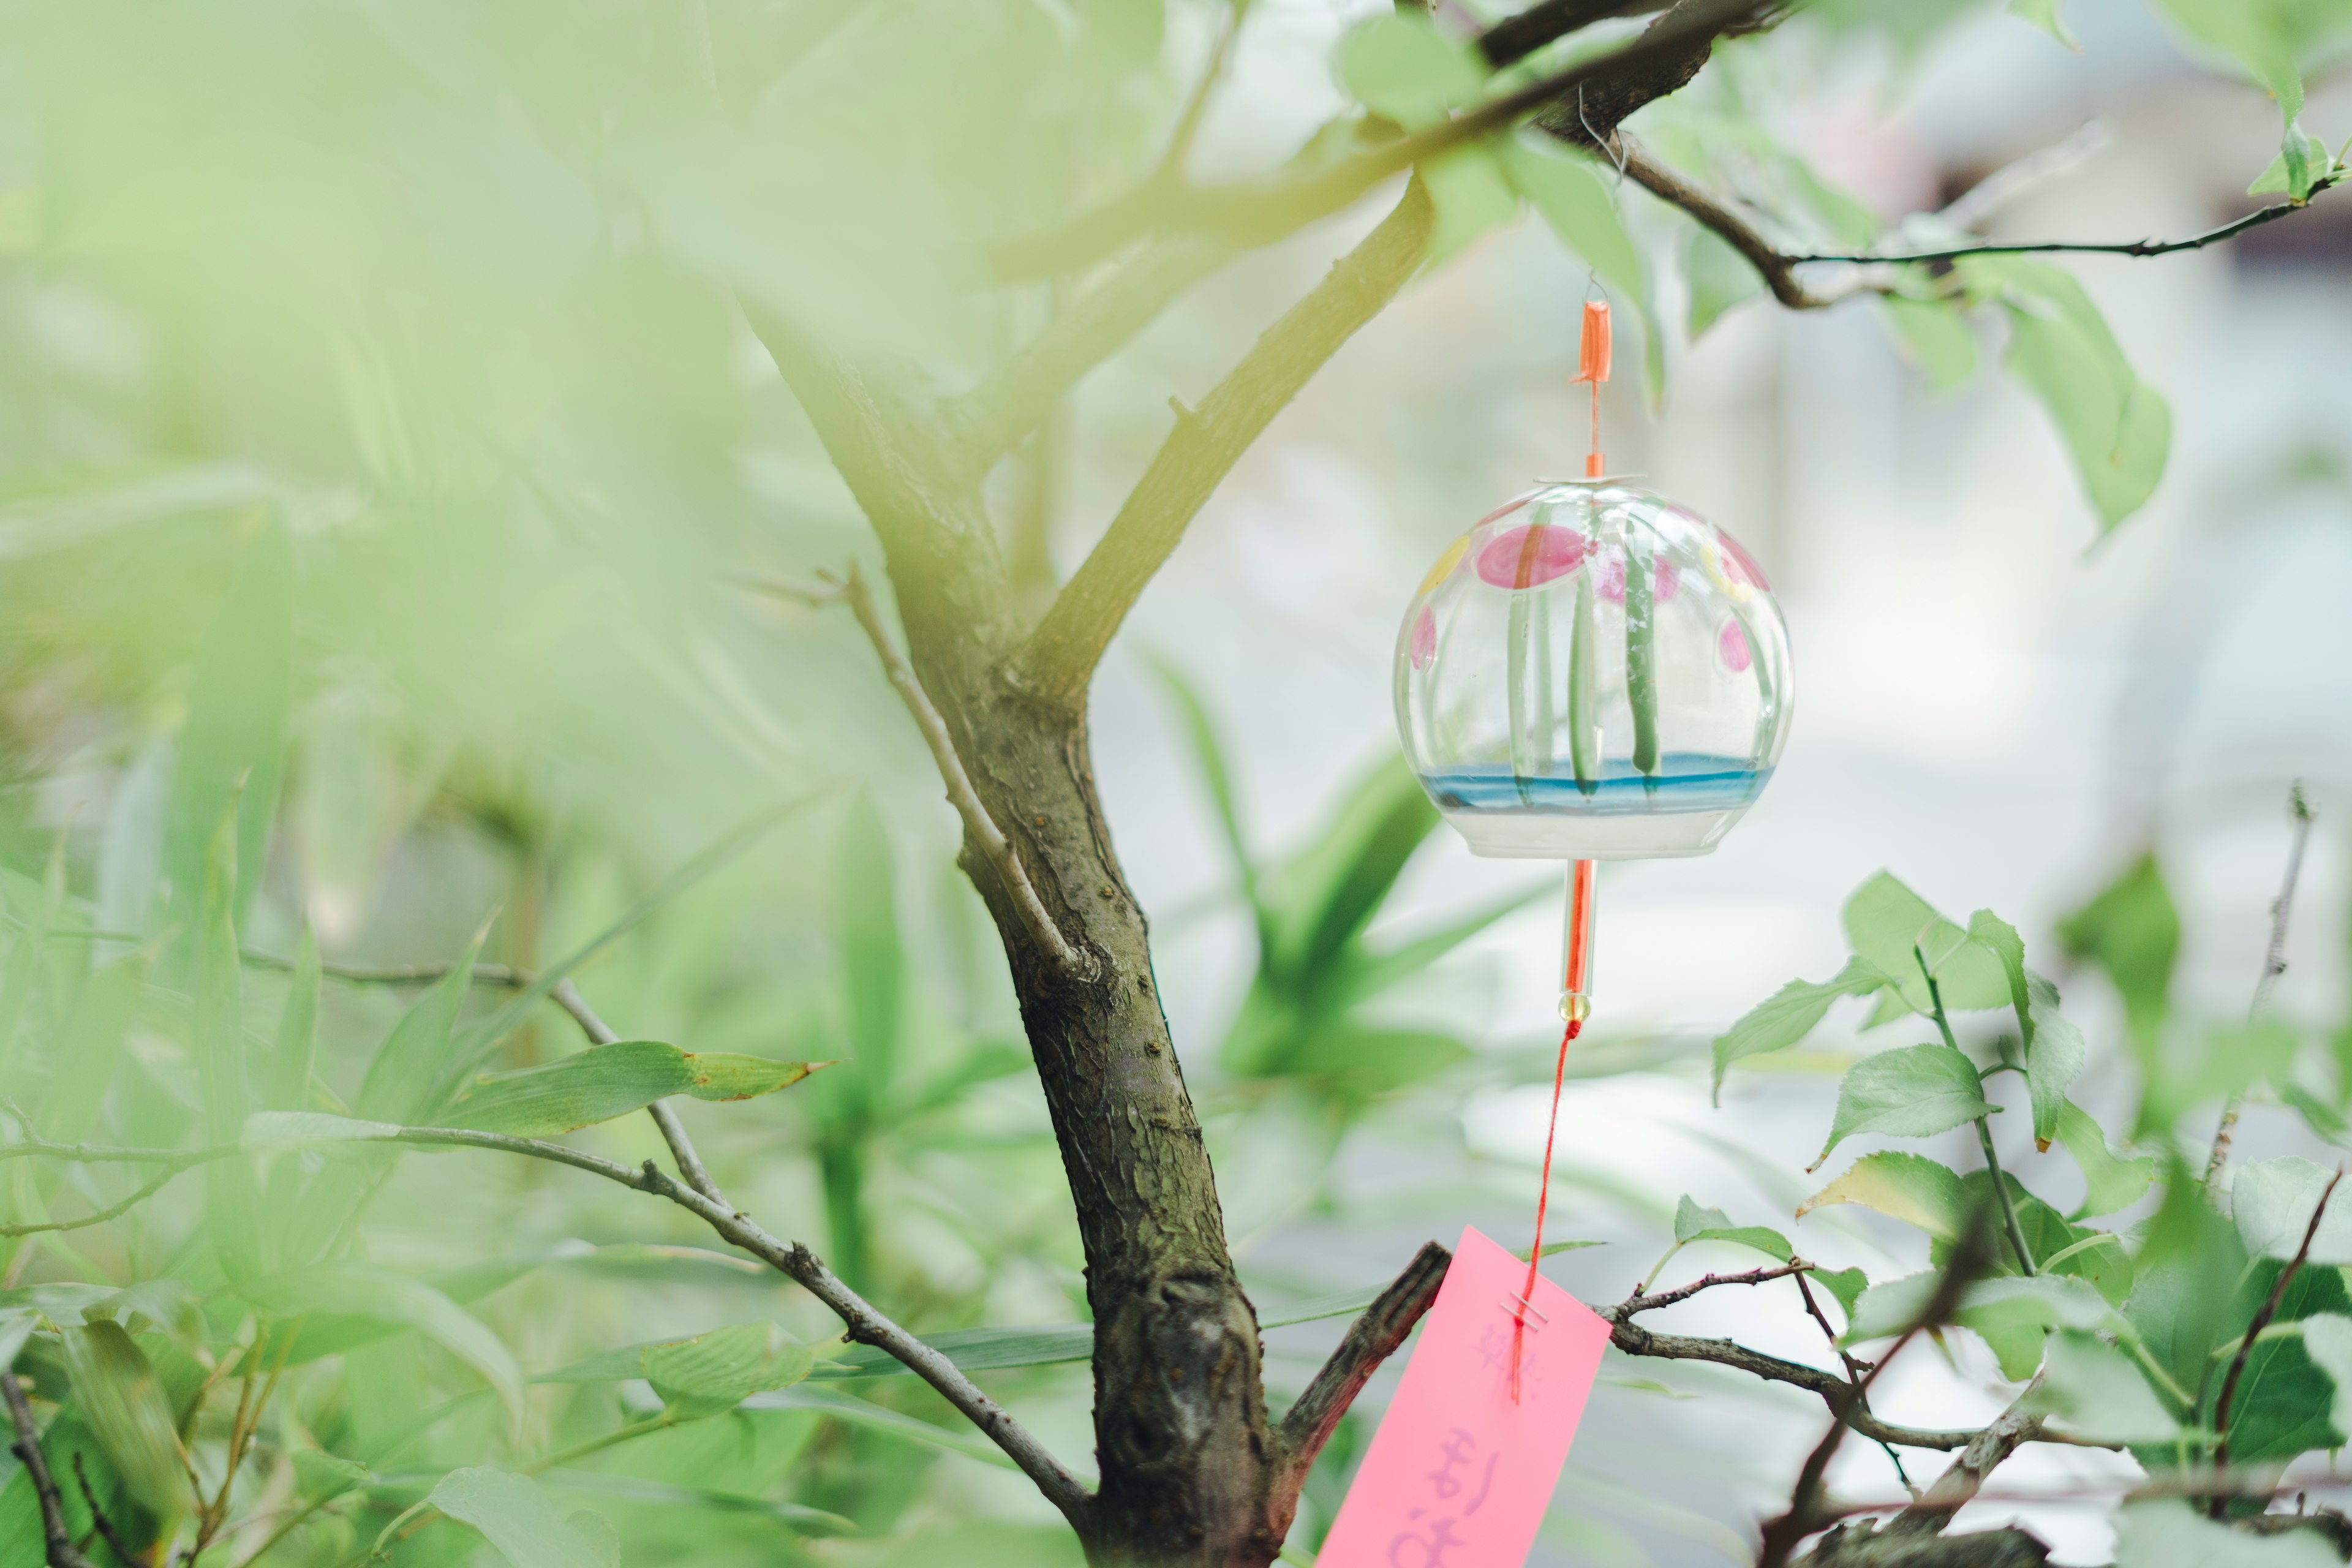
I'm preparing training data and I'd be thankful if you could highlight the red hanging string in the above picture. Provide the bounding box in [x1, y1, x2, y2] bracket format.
[1509, 1012, 1580, 1401]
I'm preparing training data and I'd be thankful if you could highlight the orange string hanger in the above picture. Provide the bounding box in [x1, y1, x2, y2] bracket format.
[1511, 859, 1595, 1400]
[1574, 299, 1611, 478]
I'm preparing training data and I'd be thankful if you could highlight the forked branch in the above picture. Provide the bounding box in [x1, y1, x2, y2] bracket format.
[1276, 1241, 1451, 1497]
[839, 564, 1087, 973]
[1016, 178, 1435, 709]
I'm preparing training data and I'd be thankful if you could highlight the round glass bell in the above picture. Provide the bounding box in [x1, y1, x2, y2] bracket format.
[1393, 480, 1793, 861]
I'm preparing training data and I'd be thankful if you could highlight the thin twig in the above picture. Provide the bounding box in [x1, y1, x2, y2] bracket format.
[70, 1453, 141, 1567]
[1608, 1261, 1814, 1317]
[1275, 1242, 1450, 1502]
[1796, 178, 2340, 268]
[731, 570, 846, 611]
[1155, 0, 1247, 184]
[2209, 783, 2318, 1188]
[0, 1161, 202, 1238]
[2, 1370, 99, 1568]
[1477, 0, 1670, 67]
[250, 945, 735, 1207]
[1604, 1319, 1980, 1452]
[549, 978, 726, 1205]
[366, 1123, 1093, 1526]
[839, 562, 1087, 975]
[1919, 946, 2036, 1278]
[1753, 1224, 1997, 1568]
[1016, 178, 1434, 708]
[1934, 121, 2113, 233]
[2212, 1165, 2346, 1513]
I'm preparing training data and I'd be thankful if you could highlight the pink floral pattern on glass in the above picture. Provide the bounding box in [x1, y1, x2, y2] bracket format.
[1717, 617, 1751, 673]
[1474, 524, 1588, 590]
[1599, 553, 1681, 605]
[1411, 606, 1437, 669]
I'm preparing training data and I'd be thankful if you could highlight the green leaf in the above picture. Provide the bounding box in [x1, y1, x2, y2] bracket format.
[2057, 852, 2178, 1057]
[263, 927, 320, 1113]
[2250, 121, 2334, 198]
[1276, 1024, 1469, 1096]
[2233, 1158, 2352, 1263]
[840, 793, 902, 1101]
[1672, 1196, 1792, 1262]
[639, 1322, 813, 1420]
[242, 1110, 404, 1150]
[2298, 1311, 2352, 1447]
[431, 1468, 620, 1568]
[2150, 0, 2317, 123]
[1252, 756, 1438, 997]
[194, 807, 262, 1281]
[2018, 1329, 2179, 1442]
[1710, 956, 1887, 1096]
[1812, 1044, 1996, 1170]
[1425, 148, 1521, 267]
[1845, 1272, 2117, 1376]
[1148, 657, 1264, 941]
[1843, 872, 2010, 1015]
[2023, 979, 2086, 1153]
[1686, 225, 1763, 339]
[292, 1449, 373, 1504]
[1798, 1151, 1969, 1240]
[2053, 1101, 2156, 1219]
[1809, 1267, 1869, 1321]
[1958, 256, 2169, 529]
[159, 520, 293, 945]
[355, 932, 485, 1125]
[744, 1385, 1017, 1469]
[1501, 141, 1647, 310]
[1882, 295, 1977, 391]
[60, 1321, 187, 1518]
[39, 950, 147, 1145]
[2211, 1256, 2350, 1465]
[448, 1041, 821, 1137]
[802, 1324, 1096, 1382]
[1337, 12, 1485, 129]
[239, 1262, 523, 1427]
[2143, 1019, 2301, 1138]
[2008, 0, 2076, 47]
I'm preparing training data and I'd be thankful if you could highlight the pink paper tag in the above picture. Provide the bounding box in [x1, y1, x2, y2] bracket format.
[1316, 1225, 1611, 1568]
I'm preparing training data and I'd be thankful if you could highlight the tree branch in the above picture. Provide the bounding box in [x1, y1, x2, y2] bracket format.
[1477, 0, 1672, 68]
[1275, 1242, 1450, 1498]
[1879, 1390, 2046, 1540]
[1, 1370, 100, 1568]
[1610, 1261, 1815, 1316]
[943, 236, 1231, 480]
[2212, 1164, 2345, 1510]
[840, 563, 1087, 973]
[1014, 178, 1434, 709]
[549, 978, 726, 1206]
[992, 0, 1772, 279]
[1605, 1319, 1977, 1452]
[1794, 178, 2340, 268]
[377, 1125, 1095, 1527]
[69, 1453, 141, 1568]
[1613, 140, 1852, 309]
[2209, 782, 2317, 1188]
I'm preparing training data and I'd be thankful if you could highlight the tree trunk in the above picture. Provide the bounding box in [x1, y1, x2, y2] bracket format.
[891, 556, 1284, 1566]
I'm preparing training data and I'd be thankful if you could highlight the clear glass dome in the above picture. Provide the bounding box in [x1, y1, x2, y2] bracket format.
[1395, 481, 1793, 859]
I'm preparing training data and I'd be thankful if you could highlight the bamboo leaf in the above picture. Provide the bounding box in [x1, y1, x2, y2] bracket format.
[239, 1262, 524, 1427]
[447, 1041, 821, 1137]
[355, 933, 485, 1125]
[639, 1321, 813, 1420]
[60, 1321, 187, 1518]
[194, 808, 262, 1281]
[263, 927, 320, 1113]
[431, 1468, 620, 1568]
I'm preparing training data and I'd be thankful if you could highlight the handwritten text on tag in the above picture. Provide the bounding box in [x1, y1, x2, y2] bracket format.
[1316, 1225, 1610, 1568]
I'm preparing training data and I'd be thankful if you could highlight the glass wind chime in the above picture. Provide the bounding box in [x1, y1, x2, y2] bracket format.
[1392, 301, 1795, 1370]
